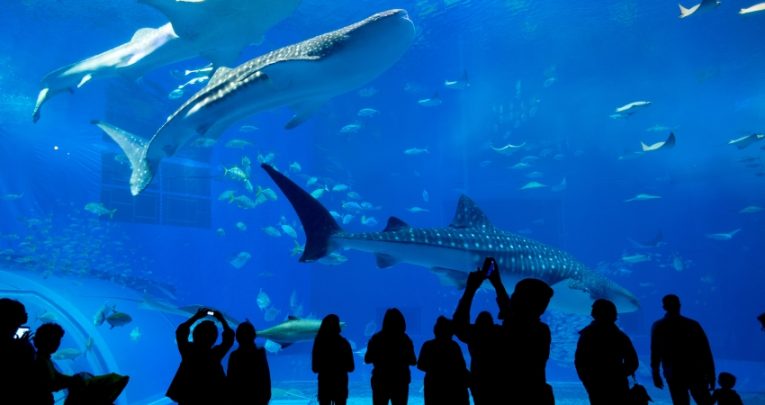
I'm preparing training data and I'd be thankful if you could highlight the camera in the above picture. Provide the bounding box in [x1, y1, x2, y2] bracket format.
[15, 326, 30, 340]
[206, 311, 215, 316]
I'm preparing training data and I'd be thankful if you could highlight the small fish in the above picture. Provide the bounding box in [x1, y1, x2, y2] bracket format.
[93, 304, 113, 327]
[281, 224, 298, 239]
[218, 190, 237, 202]
[257, 187, 278, 201]
[238, 125, 259, 133]
[0, 193, 24, 201]
[358, 86, 378, 98]
[679, 0, 720, 18]
[224, 166, 249, 182]
[672, 254, 686, 272]
[705, 228, 741, 241]
[106, 311, 132, 329]
[225, 139, 253, 149]
[444, 70, 470, 90]
[543, 76, 556, 88]
[407, 207, 429, 213]
[216, 228, 226, 237]
[167, 88, 184, 100]
[739, 205, 763, 214]
[624, 193, 662, 203]
[257, 152, 276, 165]
[332, 184, 349, 192]
[230, 251, 252, 269]
[310, 188, 327, 199]
[347, 191, 362, 200]
[129, 327, 142, 342]
[235, 222, 247, 231]
[190, 138, 216, 148]
[615, 100, 651, 114]
[319, 252, 348, 266]
[512, 162, 530, 170]
[342, 214, 354, 225]
[740, 2, 765, 14]
[183, 65, 213, 76]
[288, 162, 302, 173]
[330, 211, 342, 220]
[360, 202, 379, 210]
[340, 123, 362, 134]
[728, 133, 764, 149]
[289, 290, 300, 309]
[262, 226, 282, 237]
[491, 142, 527, 154]
[403, 147, 429, 155]
[417, 93, 442, 107]
[264, 307, 280, 322]
[622, 253, 651, 264]
[641, 133, 676, 152]
[357, 108, 380, 117]
[422, 190, 429, 203]
[520, 181, 547, 190]
[264, 340, 283, 353]
[361, 216, 378, 227]
[84, 202, 116, 219]
[342, 201, 363, 211]
[231, 195, 258, 209]
[257, 289, 271, 310]
[306, 177, 319, 187]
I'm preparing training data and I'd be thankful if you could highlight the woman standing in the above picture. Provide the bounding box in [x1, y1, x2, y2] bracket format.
[312, 314, 354, 405]
[365, 308, 417, 405]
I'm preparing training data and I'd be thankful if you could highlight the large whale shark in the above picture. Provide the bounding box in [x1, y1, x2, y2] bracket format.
[261, 164, 640, 314]
[94, 9, 415, 196]
[32, 0, 301, 122]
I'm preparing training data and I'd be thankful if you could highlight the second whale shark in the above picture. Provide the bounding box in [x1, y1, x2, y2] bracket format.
[95, 9, 415, 196]
[262, 164, 640, 314]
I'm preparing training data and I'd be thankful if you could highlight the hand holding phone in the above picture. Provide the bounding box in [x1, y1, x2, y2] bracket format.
[15, 326, 30, 340]
[206, 310, 215, 316]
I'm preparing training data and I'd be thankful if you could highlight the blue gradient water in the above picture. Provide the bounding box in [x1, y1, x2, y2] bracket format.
[1, 0, 764, 403]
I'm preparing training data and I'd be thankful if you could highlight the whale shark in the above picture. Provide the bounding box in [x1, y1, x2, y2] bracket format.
[261, 164, 640, 314]
[94, 9, 415, 196]
[32, 0, 301, 122]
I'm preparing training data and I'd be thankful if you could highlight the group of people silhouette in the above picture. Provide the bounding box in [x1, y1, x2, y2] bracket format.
[0, 256, 752, 404]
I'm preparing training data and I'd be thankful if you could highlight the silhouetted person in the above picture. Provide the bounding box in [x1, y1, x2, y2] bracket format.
[651, 294, 715, 405]
[312, 314, 354, 405]
[0, 298, 35, 404]
[365, 308, 417, 405]
[30, 322, 74, 405]
[575, 299, 639, 405]
[453, 265, 503, 404]
[711, 372, 742, 405]
[167, 308, 234, 405]
[417, 316, 469, 405]
[227, 321, 271, 405]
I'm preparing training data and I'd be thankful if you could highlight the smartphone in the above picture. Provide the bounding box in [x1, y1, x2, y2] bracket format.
[206, 311, 215, 316]
[15, 326, 30, 340]
[486, 261, 495, 277]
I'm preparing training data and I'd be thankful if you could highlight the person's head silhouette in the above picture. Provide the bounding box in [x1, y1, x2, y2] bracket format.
[33, 322, 64, 356]
[718, 372, 736, 390]
[510, 278, 554, 319]
[382, 308, 406, 335]
[433, 316, 453, 340]
[318, 314, 342, 338]
[0, 298, 28, 339]
[192, 320, 218, 349]
[475, 311, 494, 329]
[591, 299, 618, 323]
[662, 294, 681, 315]
[236, 321, 256, 345]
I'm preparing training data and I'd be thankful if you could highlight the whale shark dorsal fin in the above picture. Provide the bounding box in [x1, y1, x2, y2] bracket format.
[375, 253, 399, 269]
[383, 217, 410, 232]
[449, 195, 494, 229]
[131, 27, 157, 42]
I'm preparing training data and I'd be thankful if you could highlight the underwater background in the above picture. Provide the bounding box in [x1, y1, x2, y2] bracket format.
[1, 0, 765, 403]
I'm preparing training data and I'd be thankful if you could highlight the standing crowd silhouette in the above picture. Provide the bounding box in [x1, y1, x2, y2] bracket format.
[0, 257, 752, 404]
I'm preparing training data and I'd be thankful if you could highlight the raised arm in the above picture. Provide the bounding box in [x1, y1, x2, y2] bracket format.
[212, 310, 235, 357]
[177, 308, 208, 353]
[453, 269, 486, 343]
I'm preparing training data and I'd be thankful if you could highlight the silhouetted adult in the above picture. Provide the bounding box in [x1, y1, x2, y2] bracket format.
[227, 321, 271, 405]
[651, 294, 715, 405]
[453, 265, 503, 404]
[711, 372, 743, 405]
[365, 308, 417, 405]
[312, 314, 354, 405]
[167, 308, 234, 405]
[0, 298, 35, 404]
[30, 322, 75, 404]
[575, 299, 639, 405]
[417, 316, 469, 405]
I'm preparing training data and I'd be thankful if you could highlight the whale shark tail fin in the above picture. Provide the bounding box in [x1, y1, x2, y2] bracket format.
[261, 164, 342, 262]
[92, 121, 155, 196]
[679, 3, 700, 18]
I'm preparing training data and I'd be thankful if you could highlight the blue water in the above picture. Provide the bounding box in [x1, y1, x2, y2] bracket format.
[2, 0, 765, 403]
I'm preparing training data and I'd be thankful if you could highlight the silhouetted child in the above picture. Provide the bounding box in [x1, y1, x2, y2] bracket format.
[417, 316, 469, 405]
[575, 299, 639, 405]
[30, 322, 75, 404]
[0, 298, 35, 404]
[312, 314, 354, 405]
[365, 308, 417, 405]
[227, 321, 271, 405]
[712, 372, 743, 405]
[166, 308, 234, 405]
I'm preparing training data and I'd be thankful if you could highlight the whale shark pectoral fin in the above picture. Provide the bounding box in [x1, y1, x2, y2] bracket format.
[91, 120, 154, 196]
[285, 98, 329, 129]
[375, 253, 399, 269]
[679, 3, 701, 18]
[431, 267, 468, 289]
[32, 88, 50, 123]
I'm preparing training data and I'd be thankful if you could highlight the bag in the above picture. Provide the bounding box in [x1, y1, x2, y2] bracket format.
[627, 375, 653, 405]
